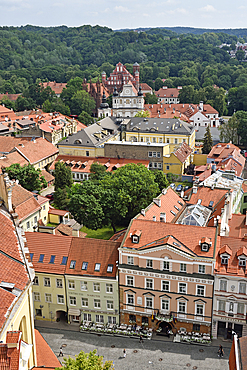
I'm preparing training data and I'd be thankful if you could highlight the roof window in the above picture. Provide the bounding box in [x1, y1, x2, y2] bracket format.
[29, 253, 33, 261]
[82, 262, 88, 270]
[209, 201, 214, 207]
[38, 254, 44, 263]
[49, 255, 56, 264]
[95, 263, 101, 271]
[70, 260, 76, 269]
[61, 256, 68, 265]
[107, 264, 113, 273]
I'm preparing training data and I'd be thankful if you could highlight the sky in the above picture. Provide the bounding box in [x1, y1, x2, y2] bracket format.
[1, 0, 247, 30]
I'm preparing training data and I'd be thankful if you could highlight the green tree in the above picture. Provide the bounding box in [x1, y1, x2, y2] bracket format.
[219, 115, 239, 144]
[153, 170, 169, 192]
[202, 126, 213, 154]
[134, 110, 150, 117]
[144, 93, 158, 104]
[5, 163, 47, 192]
[57, 349, 113, 370]
[15, 96, 35, 111]
[236, 50, 245, 61]
[89, 163, 107, 181]
[236, 110, 247, 146]
[54, 161, 73, 191]
[53, 188, 69, 210]
[70, 90, 95, 116]
[78, 111, 94, 126]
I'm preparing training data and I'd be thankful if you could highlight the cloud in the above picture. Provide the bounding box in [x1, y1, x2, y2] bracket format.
[176, 8, 187, 14]
[114, 5, 130, 12]
[200, 4, 216, 12]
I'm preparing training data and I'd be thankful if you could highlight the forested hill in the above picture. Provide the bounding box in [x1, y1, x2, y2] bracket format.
[120, 26, 247, 38]
[1, 24, 247, 117]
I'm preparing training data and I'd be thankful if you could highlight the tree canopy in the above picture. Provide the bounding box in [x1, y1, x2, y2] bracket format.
[202, 126, 213, 154]
[56, 349, 113, 370]
[4, 163, 47, 192]
[54, 161, 73, 191]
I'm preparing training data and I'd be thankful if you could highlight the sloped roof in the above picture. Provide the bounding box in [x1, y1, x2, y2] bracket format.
[12, 184, 41, 222]
[173, 142, 192, 163]
[34, 329, 61, 369]
[65, 238, 120, 278]
[155, 87, 180, 98]
[186, 186, 228, 209]
[0, 288, 16, 330]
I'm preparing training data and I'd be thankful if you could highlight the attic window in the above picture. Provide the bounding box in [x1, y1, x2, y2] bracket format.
[49, 255, 56, 264]
[95, 263, 101, 271]
[70, 260, 76, 269]
[82, 262, 88, 270]
[29, 253, 33, 261]
[239, 258, 246, 267]
[107, 264, 113, 273]
[61, 256, 68, 265]
[170, 210, 176, 216]
[178, 201, 183, 206]
[221, 256, 229, 265]
[132, 235, 139, 243]
[38, 254, 44, 263]
[209, 201, 214, 207]
[201, 243, 209, 252]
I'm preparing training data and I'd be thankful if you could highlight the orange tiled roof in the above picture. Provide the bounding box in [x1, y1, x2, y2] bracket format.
[65, 238, 120, 278]
[48, 209, 68, 216]
[25, 232, 72, 274]
[0, 151, 29, 170]
[109, 229, 127, 242]
[0, 93, 21, 102]
[41, 81, 67, 95]
[122, 219, 219, 258]
[55, 223, 86, 238]
[186, 186, 228, 209]
[219, 244, 233, 256]
[173, 142, 192, 163]
[135, 187, 185, 223]
[12, 184, 41, 222]
[228, 214, 247, 239]
[155, 87, 180, 98]
[34, 329, 61, 368]
[144, 104, 190, 122]
[0, 288, 16, 330]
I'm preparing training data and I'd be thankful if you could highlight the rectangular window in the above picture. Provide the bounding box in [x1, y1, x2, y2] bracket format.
[174, 139, 178, 144]
[196, 304, 204, 316]
[94, 299, 101, 308]
[146, 259, 153, 268]
[49, 255, 55, 264]
[127, 294, 134, 305]
[221, 256, 229, 265]
[45, 293, 52, 303]
[162, 281, 169, 292]
[82, 261, 88, 270]
[152, 151, 156, 157]
[146, 297, 153, 308]
[179, 283, 187, 294]
[218, 300, 225, 311]
[44, 277, 51, 287]
[36, 309, 42, 316]
[93, 283, 100, 292]
[81, 297, 88, 307]
[108, 316, 117, 324]
[33, 276, 39, 285]
[81, 281, 88, 291]
[68, 280, 75, 289]
[178, 301, 186, 313]
[70, 296, 76, 306]
[153, 138, 156, 143]
[107, 264, 113, 273]
[161, 299, 169, 311]
[95, 315, 104, 323]
[86, 151, 89, 157]
[163, 261, 169, 271]
[57, 295, 64, 304]
[27, 221, 30, 230]
[237, 303, 244, 315]
[70, 260, 76, 269]
[29, 253, 33, 261]
[158, 163, 162, 169]
[83, 313, 91, 321]
[146, 278, 153, 289]
[197, 285, 205, 296]
[34, 292, 40, 301]
[148, 152, 152, 157]
[166, 138, 170, 143]
[38, 254, 44, 263]
[198, 265, 205, 274]
[166, 165, 170, 170]
[127, 256, 134, 265]
[56, 279, 63, 288]
[34, 216, 37, 224]
[106, 283, 113, 293]
[107, 300, 114, 310]
[127, 276, 134, 286]
[239, 282, 246, 294]
[157, 152, 161, 158]
[95, 263, 101, 271]
[220, 280, 227, 291]
[61, 256, 68, 265]
[180, 263, 186, 272]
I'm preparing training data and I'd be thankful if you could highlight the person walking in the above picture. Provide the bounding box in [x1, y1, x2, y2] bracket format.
[139, 334, 144, 343]
[123, 348, 126, 358]
[218, 345, 224, 357]
[58, 346, 63, 357]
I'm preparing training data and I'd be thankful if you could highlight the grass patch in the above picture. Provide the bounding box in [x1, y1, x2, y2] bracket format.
[46, 223, 57, 227]
[80, 225, 124, 240]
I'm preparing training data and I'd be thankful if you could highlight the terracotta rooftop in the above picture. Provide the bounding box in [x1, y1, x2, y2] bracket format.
[173, 142, 192, 163]
[186, 186, 228, 209]
[65, 238, 120, 278]
[0, 331, 22, 370]
[34, 329, 61, 369]
[25, 232, 72, 274]
[12, 184, 41, 222]
[135, 187, 185, 223]
[41, 169, 54, 183]
[0, 288, 16, 330]
[155, 87, 181, 98]
[41, 81, 67, 95]
[228, 214, 247, 238]
[48, 209, 69, 216]
[144, 104, 189, 121]
[122, 218, 219, 258]
[109, 229, 127, 243]
[55, 223, 86, 238]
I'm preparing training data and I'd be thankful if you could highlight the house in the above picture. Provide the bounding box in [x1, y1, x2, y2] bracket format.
[50, 155, 149, 181]
[41, 81, 67, 97]
[58, 117, 120, 157]
[0, 136, 59, 171]
[229, 334, 247, 370]
[163, 142, 193, 175]
[0, 205, 36, 368]
[154, 86, 182, 104]
[102, 62, 140, 94]
[112, 82, 145, 118]
[118, 219, 218, 334]
[144, 103, 190, 122]
[65, 238, 120, 325]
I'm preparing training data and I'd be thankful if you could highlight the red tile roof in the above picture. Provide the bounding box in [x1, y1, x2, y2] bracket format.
[41, 81, 67, 95]
[55, 223, 86, 238]
[173, 142, 192, 163]
[34, 329, 61, 368]
[228, 214, 247, 238]
[135, 187, 185, 223]
[144, 104, 189, 121]
[12, 184, 41, 222]
[65, 238, 120, 278]
[155, 87, 180, 98]
[48, 209, 69, 216]
[25, 232, 72, 274]
[186, 186, 228, 209]
[0, 331, 22, 370]
[122, 219, 219, 258]
[41, 169, 54, 183]
[0, 288, 16, 330]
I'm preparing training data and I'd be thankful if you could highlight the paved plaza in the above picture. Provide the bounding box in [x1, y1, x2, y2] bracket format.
[36, 323, 230, 370]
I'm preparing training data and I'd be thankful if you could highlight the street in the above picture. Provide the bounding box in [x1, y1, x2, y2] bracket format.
[37, 326, 230, 370]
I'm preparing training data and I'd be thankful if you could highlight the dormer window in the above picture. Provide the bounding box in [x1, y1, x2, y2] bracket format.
[201, 243, 209, 252]
[239, 257, 246, 267]
[221, 256, 229, 265]
[131, 229, 142, 244]
[199, 237, 212, 252]
[132, 236, 139, 243]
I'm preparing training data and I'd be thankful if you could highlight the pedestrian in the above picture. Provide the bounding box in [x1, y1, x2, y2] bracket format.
[139, 334, 143, 343]
[58, 346, 63, 357]
[123, 348, 126, 358]
[218, 345, 224, 357]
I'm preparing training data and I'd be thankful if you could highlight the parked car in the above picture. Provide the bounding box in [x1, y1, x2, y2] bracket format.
[176, 184, 183, 192]
[46, 193, 54, 201]
[170, 183, 175, 189]
[184, 186, 190, 191]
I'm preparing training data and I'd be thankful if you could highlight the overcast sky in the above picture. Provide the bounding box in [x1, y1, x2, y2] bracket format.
[1, 0, 247, 30]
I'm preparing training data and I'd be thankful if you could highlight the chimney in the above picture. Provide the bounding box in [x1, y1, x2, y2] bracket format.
[153, 216, 156, 222]
[72, 229, 80, 237]
[153, 198, 161, 207]
[160, 213, 166, 222]
[141, 209, 145, 216]
[199, 101, 203, 111]
[192, 184, 198, 194]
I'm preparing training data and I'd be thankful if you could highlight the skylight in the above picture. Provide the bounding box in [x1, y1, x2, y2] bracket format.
[38, 254, 44, 263]
[82, 262, 88, 270]
[29, 253, 33, 261]
[49, 255, 55, 264]
[209, 201, 214, 207]
[95, 263, 101, 271]
[70, 260, 76, 269]
[61, 256, 68, 265]
[107, 264, 113, 273]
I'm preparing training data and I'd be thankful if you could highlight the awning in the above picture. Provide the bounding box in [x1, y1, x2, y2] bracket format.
[68, 308, 81, 316]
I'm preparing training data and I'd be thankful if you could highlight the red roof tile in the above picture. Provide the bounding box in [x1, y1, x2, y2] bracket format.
[0, 289, 16, 330]
[155, 87, 180, 98]
[12, 184, 41, 222]
[173, 142, 192, 163]
[34, 329, 61, 368]
[48, 209, 68, 216]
